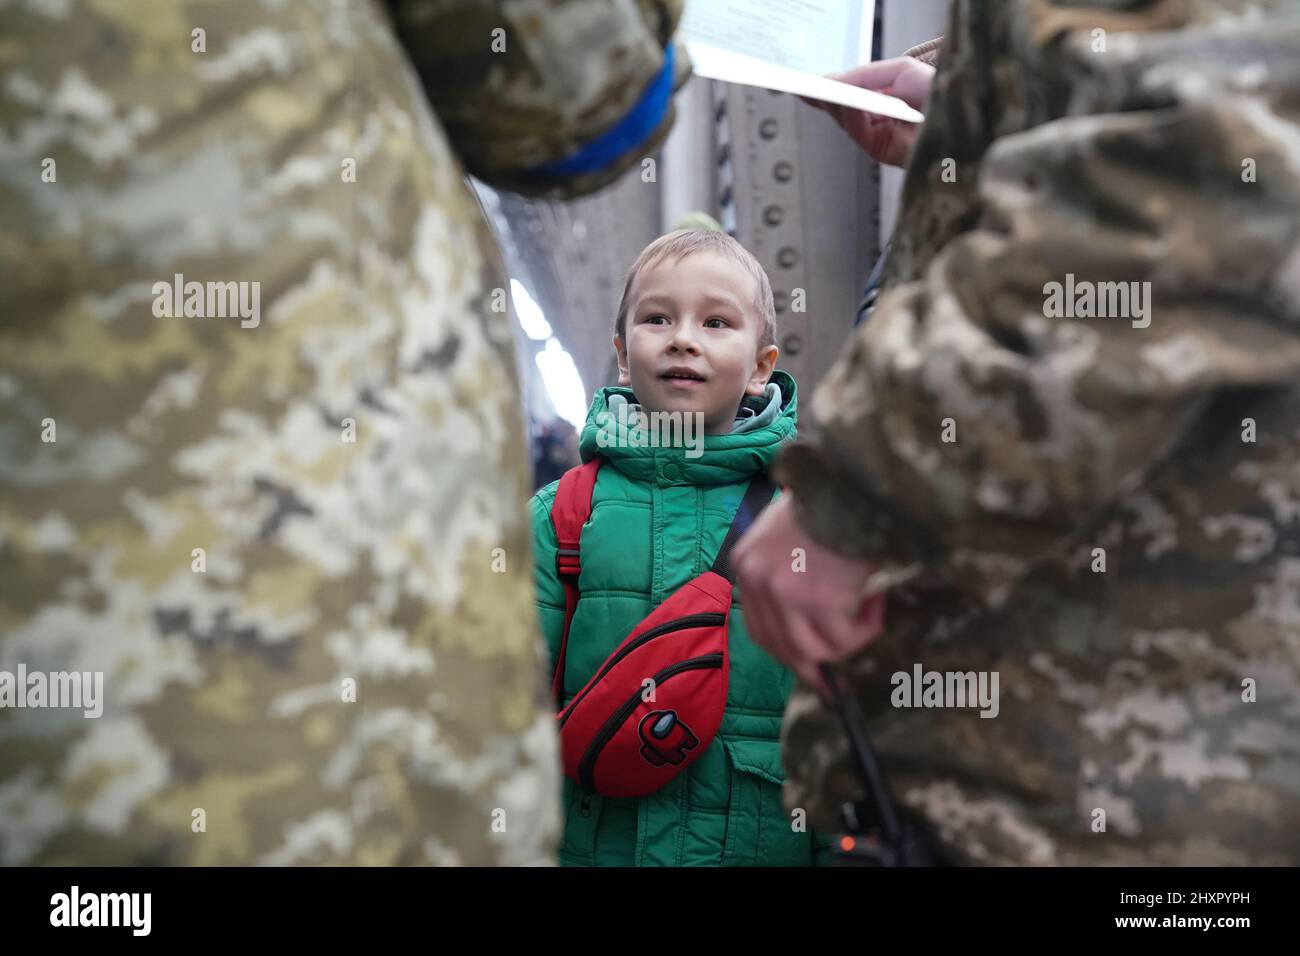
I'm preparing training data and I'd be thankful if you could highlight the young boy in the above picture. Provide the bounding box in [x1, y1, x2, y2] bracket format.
[530, 229, 829, 866]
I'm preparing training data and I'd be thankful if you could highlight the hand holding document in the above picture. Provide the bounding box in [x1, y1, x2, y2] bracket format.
[798, 55, 936, 167]
[682, 40, 925, 125]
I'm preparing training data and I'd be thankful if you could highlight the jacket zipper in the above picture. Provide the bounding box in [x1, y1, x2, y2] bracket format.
[558, 613, 724, 728]
[577, 653, 724, 793]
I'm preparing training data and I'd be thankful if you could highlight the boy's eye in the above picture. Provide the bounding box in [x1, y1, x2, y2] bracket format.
[644, 314, 668, 325]
[704, 317, 729, 329]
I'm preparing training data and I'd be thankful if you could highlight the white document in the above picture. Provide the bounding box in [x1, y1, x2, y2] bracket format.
[678, 0, 922, 123]
[679, 0, 874, 74]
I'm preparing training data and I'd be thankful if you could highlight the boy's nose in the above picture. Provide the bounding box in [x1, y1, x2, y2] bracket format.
[667, 323, 700, 353]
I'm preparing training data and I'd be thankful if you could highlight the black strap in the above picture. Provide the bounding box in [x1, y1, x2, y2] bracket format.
[710, 474, 777, 583]
[821, 663, 940, 867]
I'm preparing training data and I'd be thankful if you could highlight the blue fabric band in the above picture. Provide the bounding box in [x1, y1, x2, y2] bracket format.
[527, 42, 676, 178]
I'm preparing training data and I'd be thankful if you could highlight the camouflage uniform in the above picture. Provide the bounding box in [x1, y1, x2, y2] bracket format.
[0, 0, 685, 865]
[777, 0, 1300, 864]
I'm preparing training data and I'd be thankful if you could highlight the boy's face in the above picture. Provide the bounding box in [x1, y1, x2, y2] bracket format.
[614, 251, 779, 435]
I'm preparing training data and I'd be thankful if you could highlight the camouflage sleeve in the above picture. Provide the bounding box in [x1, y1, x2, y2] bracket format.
[0, 0, 561, 865]
[385, 0, 690, 198]
[777, 0, 1300, 607]
[529, 484, 567, 675]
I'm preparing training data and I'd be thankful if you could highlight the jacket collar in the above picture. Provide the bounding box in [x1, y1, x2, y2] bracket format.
[577, 369, 798, 486]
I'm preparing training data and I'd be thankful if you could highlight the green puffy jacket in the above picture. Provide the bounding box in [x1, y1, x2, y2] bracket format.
[531, 370, 830, 866]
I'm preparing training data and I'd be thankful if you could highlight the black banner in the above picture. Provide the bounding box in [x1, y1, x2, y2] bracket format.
[0, 865, 1286, 942]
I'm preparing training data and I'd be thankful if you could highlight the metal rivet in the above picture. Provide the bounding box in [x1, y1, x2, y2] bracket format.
[763, 205, 783, 227]
[777, 247, 799, 268]
[773, 291, 788, 314]
[782, 333, 803, 355]
[773, 161, 794, 182]
[759, 118, 778, 139]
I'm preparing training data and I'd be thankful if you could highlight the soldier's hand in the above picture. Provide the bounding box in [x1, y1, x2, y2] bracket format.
[804, 56, 935, 168]
[733, 495, 886, 697]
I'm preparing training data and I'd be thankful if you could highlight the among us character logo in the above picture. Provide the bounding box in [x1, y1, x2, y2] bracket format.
[638, 710, 699, 767]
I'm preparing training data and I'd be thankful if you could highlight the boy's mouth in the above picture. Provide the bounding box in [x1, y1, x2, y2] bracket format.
[659, 366, 708, 388]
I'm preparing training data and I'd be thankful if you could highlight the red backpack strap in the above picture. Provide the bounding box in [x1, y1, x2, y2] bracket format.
[549, 458, 603, 709]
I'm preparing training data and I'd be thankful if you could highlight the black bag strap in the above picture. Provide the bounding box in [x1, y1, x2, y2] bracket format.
[710, 474, 777, 583]
[821, 663, 940, 867]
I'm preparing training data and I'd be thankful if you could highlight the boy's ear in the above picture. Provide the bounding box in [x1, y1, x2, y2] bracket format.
[745, 344, 779, 396]
[614, 335, 632, 386]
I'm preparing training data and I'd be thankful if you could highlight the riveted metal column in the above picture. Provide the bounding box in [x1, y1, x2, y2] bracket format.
[724, 87, 810, 379]
[721, 84, 880, 392]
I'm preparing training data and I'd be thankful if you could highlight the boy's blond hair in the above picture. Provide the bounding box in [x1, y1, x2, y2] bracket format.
[614, 230, 777, 351]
